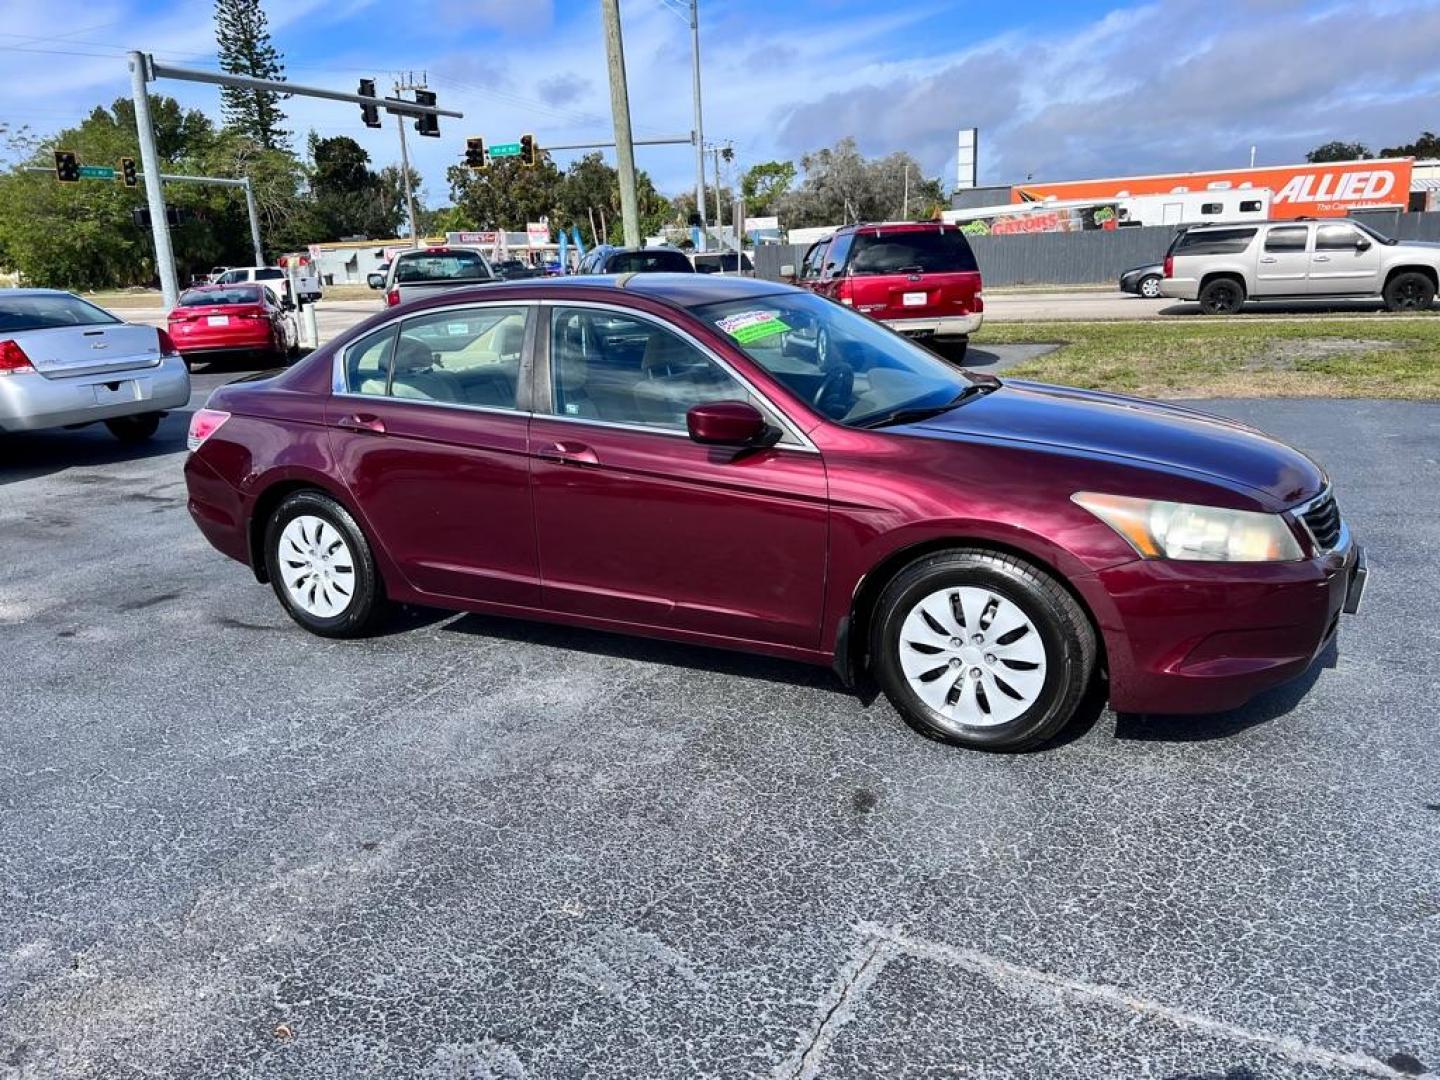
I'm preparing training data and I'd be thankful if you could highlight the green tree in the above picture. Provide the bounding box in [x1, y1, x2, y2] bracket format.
[300, 134, 408, 240]
[215, 0, 289, 150]
[557, 152, 618, 243]
[447, 154, 564, 230]
[740, 160, 796, 215]
[1380, 131, 1440, 158]
[773, 138, 941, 228]
[1307, 141, 1372, 163]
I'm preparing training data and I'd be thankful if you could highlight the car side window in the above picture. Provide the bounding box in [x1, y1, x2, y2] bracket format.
[395, 306, 528, 409]
[344, 325, 398, 396]
[824, 234, 854, 277]
[1315, 224, 1361, 251]
[549, 306, 758, 432]
[1264, 226, 1309, 252]
[801, 241, 829, 280]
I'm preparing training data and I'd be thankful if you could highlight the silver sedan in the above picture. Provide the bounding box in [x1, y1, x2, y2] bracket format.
[0, 289, 190, 442]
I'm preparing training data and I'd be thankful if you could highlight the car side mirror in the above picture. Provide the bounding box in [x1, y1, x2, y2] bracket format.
[1356, 237, 1371, 251]
[367, 272, 385, 289]
[686, 400, 770, 446]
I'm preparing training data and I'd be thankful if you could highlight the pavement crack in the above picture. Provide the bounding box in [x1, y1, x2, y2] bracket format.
[772, 932, 896, 1080]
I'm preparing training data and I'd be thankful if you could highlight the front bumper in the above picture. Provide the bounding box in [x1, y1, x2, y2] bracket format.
[1080, 539, 1364, 714]
[885, 312, 984, 339]
[0, 357, 191, 433]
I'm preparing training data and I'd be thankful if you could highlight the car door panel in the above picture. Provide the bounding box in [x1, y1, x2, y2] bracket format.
[1254, 225, 1310, 295]
[1309, 224, 1383, 294]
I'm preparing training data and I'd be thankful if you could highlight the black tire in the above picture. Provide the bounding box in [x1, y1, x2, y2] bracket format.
[934, 337, 969, 364]
[1383, 271, 1436, 312]
[105, 413, 161, 443]
[1139, 274, 1162, 299]
[869, 549, 1096, 751]
[1198, 276, 1245, 315]
[263, 490, 389, 638]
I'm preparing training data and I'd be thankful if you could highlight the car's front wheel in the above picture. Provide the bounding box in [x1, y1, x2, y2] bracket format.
[870, 549, 1096, 751]
[105, 413, 161, 443]
[1139, 274, 1162, 299]
[263, 490, 388, 637]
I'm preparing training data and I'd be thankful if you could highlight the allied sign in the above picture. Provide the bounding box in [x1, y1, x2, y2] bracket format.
[1012, 158, 1414, 219]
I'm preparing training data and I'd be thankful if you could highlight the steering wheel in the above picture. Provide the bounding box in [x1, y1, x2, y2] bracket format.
[812, 362, 854, 418]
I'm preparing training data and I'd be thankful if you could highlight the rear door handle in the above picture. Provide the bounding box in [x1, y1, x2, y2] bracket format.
[337, 413, 386, 434]
[539, 440, 598, 465]
[1313, 255, 1331, 262]
[1259, 257, 1278, 264]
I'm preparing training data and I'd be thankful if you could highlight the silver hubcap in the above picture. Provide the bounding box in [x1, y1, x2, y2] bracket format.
[1142, 278, 1160, 297]
[898, 586, 1048, 729]
[278, 515, 356, 618]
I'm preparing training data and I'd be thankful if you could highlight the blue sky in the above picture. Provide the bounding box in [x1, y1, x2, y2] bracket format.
[3, 0, 1439, 212]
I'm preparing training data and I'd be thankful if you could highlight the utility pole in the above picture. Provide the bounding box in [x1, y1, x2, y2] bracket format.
[394, 72, 423, 247]
[600, 0, 641, 247]
[689, 0, 707, 251]
[902, 163, 910, 220]
[129, 51, 179, 309]
[242, 177, 264, 264]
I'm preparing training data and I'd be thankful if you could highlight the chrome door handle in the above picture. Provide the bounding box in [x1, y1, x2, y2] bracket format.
[1259, 257, 1278, 264]
[1313, 255, 1331, 262]
[337, 413, 386, 434]
[539, 440, 598, 465]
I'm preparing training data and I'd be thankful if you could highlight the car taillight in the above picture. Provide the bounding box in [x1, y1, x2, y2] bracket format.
[835, 278, 854, 306]
[0, 339, 35, 375]
[386, 288, 401, 307]
[187, 408, 230, 451]
[973, 290, 985, 311]
[157, 329, 181, 357]
[1163, 255, 1174, 278]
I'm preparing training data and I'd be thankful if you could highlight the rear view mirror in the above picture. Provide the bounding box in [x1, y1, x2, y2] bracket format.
[367, 272, 385, 289]
[686, 400, 770, 446]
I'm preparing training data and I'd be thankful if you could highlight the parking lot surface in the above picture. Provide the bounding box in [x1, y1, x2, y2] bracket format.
[2, 372, 1437, 1078]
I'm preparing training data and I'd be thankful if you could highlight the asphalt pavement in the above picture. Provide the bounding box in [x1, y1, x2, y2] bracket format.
[2, 373, 1438, 1079]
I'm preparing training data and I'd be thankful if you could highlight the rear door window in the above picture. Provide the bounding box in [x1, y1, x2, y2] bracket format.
[800, 241, 829, 280]
[1264, 226, 1309, 252]
[1315, 224, 1363, 251]
[343, 325, 398, 396]
[395, 306, 528, 408]
[1174, 228, 1258, 256]
[846, 229, 979, 275]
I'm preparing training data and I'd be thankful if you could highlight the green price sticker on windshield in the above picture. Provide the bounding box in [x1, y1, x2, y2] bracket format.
[717, 310, 790, 345]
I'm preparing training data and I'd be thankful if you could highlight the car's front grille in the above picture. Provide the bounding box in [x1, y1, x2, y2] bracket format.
[1300, 491, 1342, 551]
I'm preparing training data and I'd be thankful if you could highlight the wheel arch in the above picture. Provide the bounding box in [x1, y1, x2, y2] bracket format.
[835, 532, 1107, 689]
[1383, 264, 1439, 293]
[1198, 270, 1247, 298]
[246, 473, 372, 584]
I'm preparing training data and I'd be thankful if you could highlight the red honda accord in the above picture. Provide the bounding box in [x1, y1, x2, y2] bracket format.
[166, 283, 296, 366]
[184, 275, 1366, 751]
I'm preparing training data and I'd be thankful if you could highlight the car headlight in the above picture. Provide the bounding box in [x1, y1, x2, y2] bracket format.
[1072, 492, 1303, 562]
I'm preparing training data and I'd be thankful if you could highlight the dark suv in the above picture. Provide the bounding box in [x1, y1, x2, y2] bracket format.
[576, 246, 694, 275]
[785, 221, 984, 359]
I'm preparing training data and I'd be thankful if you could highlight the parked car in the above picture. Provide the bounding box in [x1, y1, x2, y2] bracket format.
[1119, 262, 1164, 298]
[493, 258, 546, 281]
[213, 266, 306, 306]
[165, 284, 297, 366]
[379, 246, 495, 308]
[1160, 219, 1439, 313]
[184, 276, 1364, 752]
[693, 251, 755, 276]
[575, 245, 694, 274]
[784, 221, 983, 361]
[0, 289, 190, 442]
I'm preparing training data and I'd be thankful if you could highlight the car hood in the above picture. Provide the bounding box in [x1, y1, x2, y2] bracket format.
[912, 380, 1325, 507]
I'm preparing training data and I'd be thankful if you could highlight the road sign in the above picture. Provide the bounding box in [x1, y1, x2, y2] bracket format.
[489, 142, 522, 158]
[78, 165, 116, 180]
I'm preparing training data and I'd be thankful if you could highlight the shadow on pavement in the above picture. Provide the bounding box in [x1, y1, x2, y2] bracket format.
[1159, 299, 1395, 317]
[1113, 639, 1338, 742]
[0, 407, 195, 487]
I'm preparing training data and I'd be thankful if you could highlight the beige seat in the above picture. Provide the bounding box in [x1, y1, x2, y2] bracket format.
[390, 335, 462, 403]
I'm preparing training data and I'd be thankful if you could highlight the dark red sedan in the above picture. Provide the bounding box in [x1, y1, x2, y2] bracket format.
[184, 275, 1366, 751]
[166, 284, 296, 366]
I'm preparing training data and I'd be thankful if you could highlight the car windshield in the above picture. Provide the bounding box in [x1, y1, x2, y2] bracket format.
[395, 250, 491, 283]
[607, 250, 692, 273]
[848, 229, 978, 275]
[1353, 220, 1398, 246]
[692, 290, 981, 427]
[179, 287, 262, 306]
[0, 293, 120, 333]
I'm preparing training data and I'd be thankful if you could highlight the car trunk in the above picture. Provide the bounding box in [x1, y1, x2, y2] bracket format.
[170, 302, 269, 331]
[12, 323, 163, 379]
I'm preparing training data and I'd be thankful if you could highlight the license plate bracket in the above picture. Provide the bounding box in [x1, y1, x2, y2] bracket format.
[207, 315, 230, 326]
[902, 291, 926, 307]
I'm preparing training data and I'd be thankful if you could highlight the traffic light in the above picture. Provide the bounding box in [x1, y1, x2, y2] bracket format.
[119, 157, 137, 188]
[464, 137, 487, 170]
[687, 211, 703, 228]
[358, 78, 382, 129]
[519, 133, 537, 168]
[414, 89, 439, 138]
[53, 150, 79, 183]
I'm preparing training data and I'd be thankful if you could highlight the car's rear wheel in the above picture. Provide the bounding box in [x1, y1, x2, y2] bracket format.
[105, 413, 161, 443]
[1383, 271, 1436, 312]
[1139, 274, 1162, 298]
[263, 491, 388, 638]
[1198, 277, 1245, 314]
[870, 549, 1096, 751]
[934, 337, 969, 364]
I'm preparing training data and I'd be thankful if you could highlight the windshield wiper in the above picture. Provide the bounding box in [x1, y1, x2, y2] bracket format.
[856, 381, 998, 429]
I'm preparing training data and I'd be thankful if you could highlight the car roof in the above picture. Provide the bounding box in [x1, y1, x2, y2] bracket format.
[834, 220, 956, 235]
[0, 288, 82, 298]
[393, 273, 790, 311]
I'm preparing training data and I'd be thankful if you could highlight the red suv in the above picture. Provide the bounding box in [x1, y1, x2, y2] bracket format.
[787, 221, 983, 359]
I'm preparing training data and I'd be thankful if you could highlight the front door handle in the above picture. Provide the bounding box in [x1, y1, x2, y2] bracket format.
[539, 440, 598, 465]
[1259, 256, 1278, 264]
[337, 413, 386, 434]
[1313, 255, 1331, 263]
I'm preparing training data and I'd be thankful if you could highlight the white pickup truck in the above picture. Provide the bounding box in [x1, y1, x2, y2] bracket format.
[214, 265, 321, 305]
[375, 246, 496, 308]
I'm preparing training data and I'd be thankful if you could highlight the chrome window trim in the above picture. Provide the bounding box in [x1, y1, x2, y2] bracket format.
[331, 298, 537, 409]
[537, 298, 818, 452]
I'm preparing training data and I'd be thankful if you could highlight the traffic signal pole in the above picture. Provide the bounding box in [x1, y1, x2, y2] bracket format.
[600, 0, 641, 248]
[129, 51, 180, 308]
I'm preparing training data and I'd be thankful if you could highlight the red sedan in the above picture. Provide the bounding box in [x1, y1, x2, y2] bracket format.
[166, 284, 296, 366]
[183, 276, 1365, 751]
